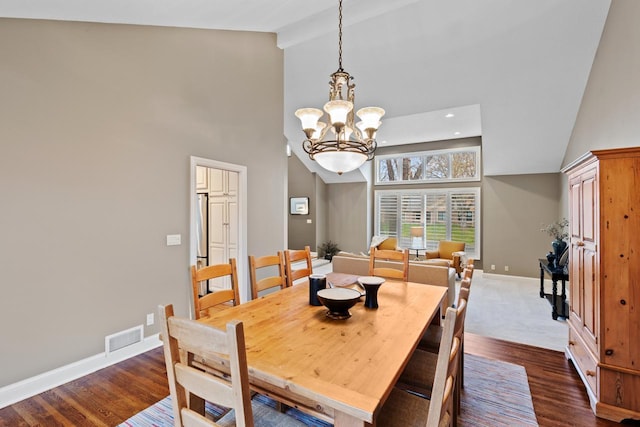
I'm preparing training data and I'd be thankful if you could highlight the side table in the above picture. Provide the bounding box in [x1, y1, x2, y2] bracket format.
[538, 258, 569, 320]
[409, 247, 426, 261]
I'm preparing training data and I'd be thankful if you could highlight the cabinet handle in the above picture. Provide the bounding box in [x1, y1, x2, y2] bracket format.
[586, 370, 596, 377]
[577, 241, 585, 247]
[568, 341, 575, 346]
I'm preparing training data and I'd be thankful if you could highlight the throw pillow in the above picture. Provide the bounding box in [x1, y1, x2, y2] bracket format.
[378, 237, 398, 251]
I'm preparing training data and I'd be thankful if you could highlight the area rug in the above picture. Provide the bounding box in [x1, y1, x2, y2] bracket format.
[459, 353, 538, 426]
[120, 354, 537, 426]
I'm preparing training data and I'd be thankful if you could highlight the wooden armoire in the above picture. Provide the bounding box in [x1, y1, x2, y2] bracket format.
[563, 147, 640, 422]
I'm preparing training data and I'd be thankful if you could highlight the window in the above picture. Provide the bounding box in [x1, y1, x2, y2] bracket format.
[375, 188, 480, 260]
[376, 146, 481, 185]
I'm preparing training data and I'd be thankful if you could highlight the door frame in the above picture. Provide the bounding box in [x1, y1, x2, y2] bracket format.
[190, 156, 249, 306]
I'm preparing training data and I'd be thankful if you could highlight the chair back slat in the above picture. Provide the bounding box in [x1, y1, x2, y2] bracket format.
[368, 247, 409, 281]
[284, 246, 313, 287]
[191, 259, 240, 319]
[249, 252, 287, 299]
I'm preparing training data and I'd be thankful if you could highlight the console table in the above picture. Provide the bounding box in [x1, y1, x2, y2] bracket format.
[538, 258, 569, 320]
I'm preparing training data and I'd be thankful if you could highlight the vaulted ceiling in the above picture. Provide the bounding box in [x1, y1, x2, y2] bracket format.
[1, 0, 611, 183]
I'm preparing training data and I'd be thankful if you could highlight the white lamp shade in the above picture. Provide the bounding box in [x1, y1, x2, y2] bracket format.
[340, 126, 353, 141]
[311, 122, 327, 140]
[295, 108, 323, 130]
[356, 107, 385, 129]
[324, 100, 353, 125]
[315, 151, 367, 174]
[356, 120, 379, 138]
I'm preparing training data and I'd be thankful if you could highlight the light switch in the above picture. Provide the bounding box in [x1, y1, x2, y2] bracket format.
[166, 234, 181, 246]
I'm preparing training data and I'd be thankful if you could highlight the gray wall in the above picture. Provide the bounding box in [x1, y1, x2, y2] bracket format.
[286, 152, 368, 254]
[563, 0, 640, 167]
[287, 153, 317, 250]
[0, 19, 285, 386]
[327, 182, 370, 253]
[482, 174, 563, 277]
[315, 174, 328, 251]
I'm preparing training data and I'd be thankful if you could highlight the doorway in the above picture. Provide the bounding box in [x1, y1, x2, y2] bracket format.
[190, 157, 248, 309]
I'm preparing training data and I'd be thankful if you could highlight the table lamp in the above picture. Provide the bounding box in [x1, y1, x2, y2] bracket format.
[410, 226, 424, 256]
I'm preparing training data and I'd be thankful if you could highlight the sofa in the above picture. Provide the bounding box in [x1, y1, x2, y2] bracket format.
[331, 253, 456, 310]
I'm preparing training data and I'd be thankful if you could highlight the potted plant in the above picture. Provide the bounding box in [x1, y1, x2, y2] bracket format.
[541, 218, 569, 266]
[319, 240, 340, 261]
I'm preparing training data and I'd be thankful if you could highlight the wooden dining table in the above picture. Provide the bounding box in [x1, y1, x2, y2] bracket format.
[197, 272, 447, 427]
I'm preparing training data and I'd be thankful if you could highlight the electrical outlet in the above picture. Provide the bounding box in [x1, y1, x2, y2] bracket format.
[491, 264, 496, 270]
[504, 265, 509, 272]
[146, 313, 154, 326]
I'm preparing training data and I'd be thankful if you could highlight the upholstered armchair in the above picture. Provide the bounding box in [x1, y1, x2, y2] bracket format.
[365, 236, 398, 254]
[425, 240, 466, 277]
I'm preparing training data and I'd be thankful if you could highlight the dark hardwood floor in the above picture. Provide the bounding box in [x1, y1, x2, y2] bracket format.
[0, 334, 628, 426]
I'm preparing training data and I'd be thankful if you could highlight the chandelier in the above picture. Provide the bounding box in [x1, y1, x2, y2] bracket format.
[295, 0, 384, 175]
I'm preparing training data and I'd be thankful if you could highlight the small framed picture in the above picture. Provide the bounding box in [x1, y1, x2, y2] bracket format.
[290, 197, 309, 215]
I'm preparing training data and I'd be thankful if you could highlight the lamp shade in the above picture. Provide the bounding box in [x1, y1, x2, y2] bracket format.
[356, 107, 385, 129]
[324, 100, 353, 125]
[295, 108, 323, 130]
[410, 226, 424, 238]
[311, 122, 327, 140]
[315, 151, 367, 175]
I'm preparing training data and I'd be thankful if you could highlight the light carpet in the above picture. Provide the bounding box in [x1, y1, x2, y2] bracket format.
[119, 354, 537, 426]
[463, 272, 568, 352]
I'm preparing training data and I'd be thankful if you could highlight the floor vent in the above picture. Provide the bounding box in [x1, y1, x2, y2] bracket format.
[105, 325, 144, 355]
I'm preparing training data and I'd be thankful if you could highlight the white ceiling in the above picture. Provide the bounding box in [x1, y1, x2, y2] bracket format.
[1, 0, 612, 183]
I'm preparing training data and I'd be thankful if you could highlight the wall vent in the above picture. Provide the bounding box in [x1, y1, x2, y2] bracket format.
[105, 325, 144, 355]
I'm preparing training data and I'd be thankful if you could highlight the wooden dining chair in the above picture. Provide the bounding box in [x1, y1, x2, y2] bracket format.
[401, 287, 469, 424]
[284, 246, 313, 287]
[463, 260, 475, 280]
[158, 304, 306, 427]
[249, 252, 287, 300]
[377, 306, 461, 427]
[190, 259, 240, 320]
[368, 247, 410, 281]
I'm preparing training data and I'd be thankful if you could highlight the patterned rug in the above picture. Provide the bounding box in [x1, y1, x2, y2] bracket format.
[120, 354, 537, 426]
[460, 353, 538, 426]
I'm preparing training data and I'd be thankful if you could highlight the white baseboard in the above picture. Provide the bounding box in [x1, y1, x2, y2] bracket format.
[479, 271, 538, 283]
[0, 333, 162, 409]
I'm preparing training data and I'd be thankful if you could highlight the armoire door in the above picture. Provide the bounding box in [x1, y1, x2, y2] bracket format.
[569, 166, 599, 355]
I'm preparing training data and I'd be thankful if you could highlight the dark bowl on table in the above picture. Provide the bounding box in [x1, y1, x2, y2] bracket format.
[316, 288, 362, 320]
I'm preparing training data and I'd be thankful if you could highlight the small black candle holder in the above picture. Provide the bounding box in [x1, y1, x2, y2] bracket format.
[362, 283, 383, 309]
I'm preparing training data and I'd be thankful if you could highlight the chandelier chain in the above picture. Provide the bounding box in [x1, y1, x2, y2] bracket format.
[338, 0, 343, 71]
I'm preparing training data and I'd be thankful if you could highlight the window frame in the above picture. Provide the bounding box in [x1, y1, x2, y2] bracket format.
[374, 187, 481, 260]
[375, 146, 481, 185]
